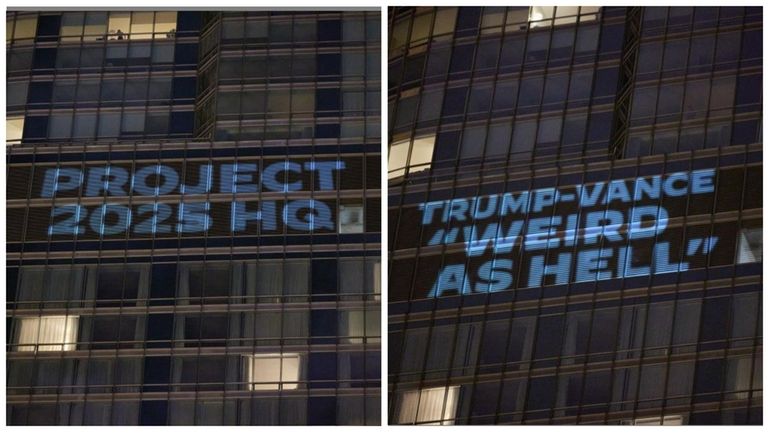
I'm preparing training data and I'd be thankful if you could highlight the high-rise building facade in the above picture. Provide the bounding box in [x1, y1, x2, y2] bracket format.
[7, 9, 381, 425]
[387, 7, 761, 425]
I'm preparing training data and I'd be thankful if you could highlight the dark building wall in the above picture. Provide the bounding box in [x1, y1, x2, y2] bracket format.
[6, 9, 381, 426]
[387, 6, 762, 425]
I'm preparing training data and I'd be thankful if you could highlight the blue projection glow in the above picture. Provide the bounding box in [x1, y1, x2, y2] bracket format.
[43, 160, 346, 236]
[419, 169, 721, 298]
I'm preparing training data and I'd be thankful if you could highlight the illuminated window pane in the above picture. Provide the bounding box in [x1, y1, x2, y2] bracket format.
[554, 6, 579, 25]
[245, 353, 301, 390]
[108, 12, 131, 39]
[737, 227, 762, 263]
[396, 386, 460, 425]
[529, 6, 554, 28]
[371, 260, 381, 295]
[7, 116, 25, 143]
[634, 415, 684, 425]
[433, 8, 457, 37]
[506, 7, 530, 32]
[154, 11, 177, 38]
[13, 16, 38, 42]
[83, 12, 108, 40]
[410, 13, 432, 45]
[339, 204, 364, 233]
[725, 357, 754, 399]
[409, 134, 435, 172]
[15, 315, 79, 352]
[388, 139, 410, 179]
[130, 12, 154, 40]
[60, 12, 85, 41]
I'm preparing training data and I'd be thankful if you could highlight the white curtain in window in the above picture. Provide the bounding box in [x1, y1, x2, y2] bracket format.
[245, 353, 301, 390]
[254, 261, 282, 299]
[339, 259, 365, 295]
[15, 315, 78, 352]
[339, 205, 364, 233]
[737, 228, 763, 263]
[284, 260, 309, 296]
[726, 357, 753, 399]
[372, 261, 381, 295]
[340, 311, 365, 344]
[635, 415, 683, 425]
[396, 386, 460, 425]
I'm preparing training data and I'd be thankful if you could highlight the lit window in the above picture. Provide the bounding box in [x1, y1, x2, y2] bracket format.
[341, 310, 380, 344]
[396, 386, 460, 425]
[388, 138, 410, 179]
[634, 415, 684, 425]
[11, 15, 37, 43]
[554, 6, 580, 25]
[108, 12, 131, 40]
[528, 6, 599, 29]
[60, 12, 85, 41]
[130, 12, 154, 40]
[83, 12, 108, 40]
[245, 353, 301, 390]
[373, 261, 381, 295]
[409, 135, 436, 174]
[388, 135, 436, 180]
[7, 116, 24, 144]
[154, 12, 177, 38]
[339, 203, 364, 233]
[726, 357, 754, 400]
[14, 315, 79, 352]
[737, 227, 762, 263]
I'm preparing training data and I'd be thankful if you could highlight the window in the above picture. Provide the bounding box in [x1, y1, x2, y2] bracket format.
[339, 309, 380, 343]
[339, 203, 364, 233]
[244, 353, 302, 390]
[410, 135, 436, 172]
[737, 227, 762, 263]
[433, 8, 457, 37]
[181, 263, 237, 304]
[14, 315, 79, 352]
[395, 386, 460, 425]
[130, 12, 154, 39]
[11, 15, 37, 42]
[634, 415, 684, 425]
[108, 12, 131, 39]
[7, 116, 24, 143]
[154, 12, 177, 38]
[388, 139, 410, 179]
[725, 357, 754, 399]
[372, 261, 381, 295]
[60, 12, 85, 41]
[245, 259, 309, 301]
[83, 12, 108, 40]
[529, 6, 598, 28]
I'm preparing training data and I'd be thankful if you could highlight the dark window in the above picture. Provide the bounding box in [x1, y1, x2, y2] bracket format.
[534, 315, 564, 360]
[700, 297, 729, 342]
[97, 268, 140, 300]
[449, 44, 475, 73]
[317, 53, 341, 76]
[526, 375, 557, 411]
[312, 259, 337, 294]
[173, 42, 198, 65]
[27, 82, 53, 104]
[188, 266, 230, 302]
[33, 48, 57, 70]
[184, 314, 228, 345]
[318, 19, 341, 41]
[442, 86, 468, 116]
[140, 400, 168, 426]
